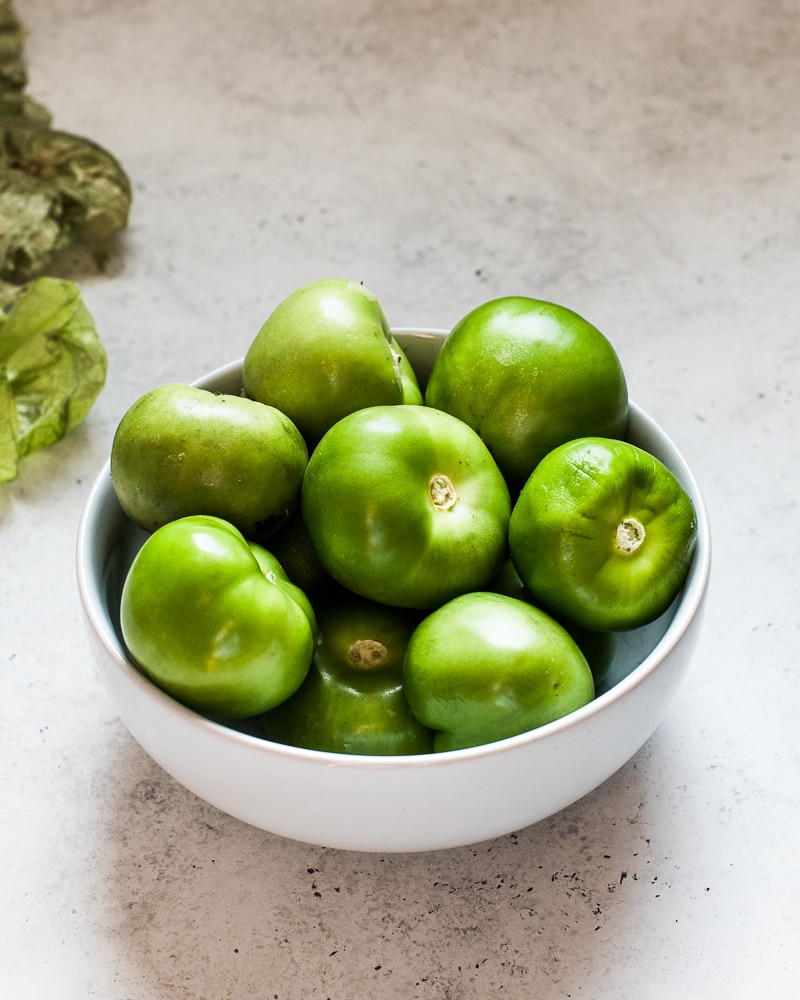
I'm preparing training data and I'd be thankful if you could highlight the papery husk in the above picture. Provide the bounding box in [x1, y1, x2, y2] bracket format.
[0, 119, 132, 282]
[0, 1, 132, 282]
[0, 277, 108, 481]
[0, 0, 28, 93]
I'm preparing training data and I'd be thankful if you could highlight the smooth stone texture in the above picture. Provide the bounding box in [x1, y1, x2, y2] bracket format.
[2, 1, 798, 997]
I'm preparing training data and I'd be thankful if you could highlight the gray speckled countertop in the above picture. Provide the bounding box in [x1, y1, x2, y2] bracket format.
[2, 1, 798, 996]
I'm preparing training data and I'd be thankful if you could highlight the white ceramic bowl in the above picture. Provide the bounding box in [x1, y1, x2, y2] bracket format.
[76, 329, 711, 853]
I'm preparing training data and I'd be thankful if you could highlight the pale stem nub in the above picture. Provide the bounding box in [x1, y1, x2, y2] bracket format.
[429, 473, 458, 511]
[616, 516, 646, 554]
[348, 639, 388, 669]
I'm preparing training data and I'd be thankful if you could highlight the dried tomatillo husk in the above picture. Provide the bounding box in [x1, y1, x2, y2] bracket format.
[0, 154, 64, 281]
[0, 277, 107, 481]
[0, 119, 132, 282]
[1, 2, 132, 280]
[1, 1, 52, 124]
[0, 89, 51, 123]
[0, 0, 28, 93]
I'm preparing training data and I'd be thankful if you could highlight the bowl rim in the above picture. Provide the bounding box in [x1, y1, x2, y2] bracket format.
[76, 331, 711, 771]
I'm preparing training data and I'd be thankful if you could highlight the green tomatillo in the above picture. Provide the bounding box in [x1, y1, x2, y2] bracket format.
[487, 555, 618, 691]
[402, 591, 595, 752]
[261, 590, 433, 755]
[120, 515, 315, 719]
[425, 296, 628, 488]
[301, 404, 512, 610]
[246, 542, 318, 643]
[242, 277, 422, 447]
[508, 437, 698, 632]
[111, 383, 308, 539]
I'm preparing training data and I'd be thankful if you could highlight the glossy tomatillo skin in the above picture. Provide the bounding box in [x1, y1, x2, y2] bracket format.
[487, 555, 617, 690]
[111, 383, 308, 539]
[242, 278, 422, 446]
[120, 516, 315, 719]
[425, 296, 628, 488]
[402, 592, 595, 752]
[262, 591, 433, 755]
[508, 437, 698, 632]
[247, 542, 318, 641]
[301, 405, 512, 610]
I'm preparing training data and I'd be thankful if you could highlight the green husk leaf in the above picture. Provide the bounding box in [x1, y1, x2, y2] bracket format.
[0, 370, 20, 480]
[0, 277, 107, 481]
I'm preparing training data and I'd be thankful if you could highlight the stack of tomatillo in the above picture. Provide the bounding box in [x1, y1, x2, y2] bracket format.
[111, 279, 697, 754]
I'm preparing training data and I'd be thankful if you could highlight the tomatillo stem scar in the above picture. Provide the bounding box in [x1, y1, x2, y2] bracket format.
[429, 474, 458, 510]
[616, 516, 646, 554]
[348, 639, 388, 668]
